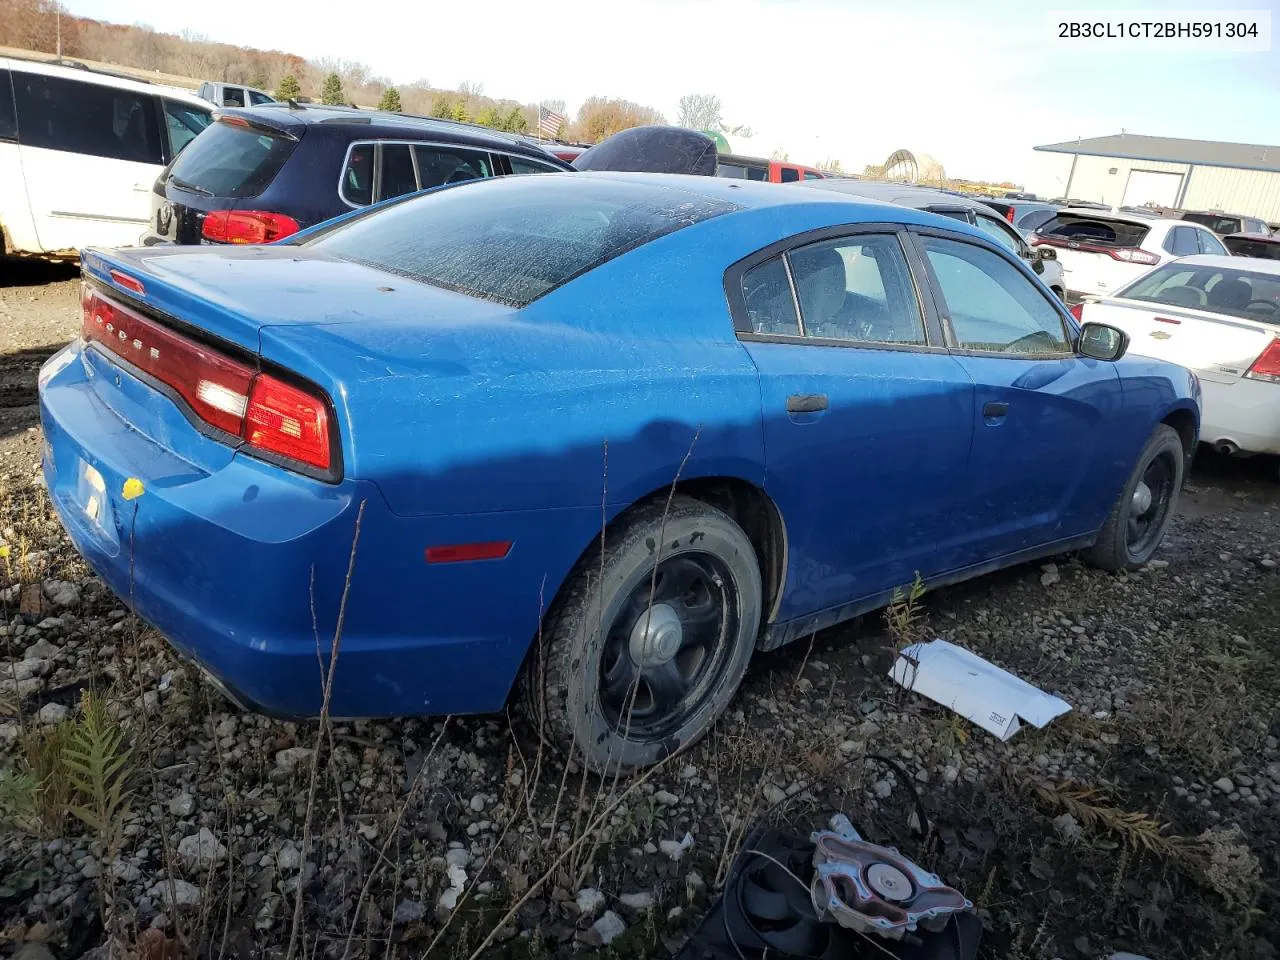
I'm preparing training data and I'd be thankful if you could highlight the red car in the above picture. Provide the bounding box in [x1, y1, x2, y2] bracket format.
[715, 152, 826, 183]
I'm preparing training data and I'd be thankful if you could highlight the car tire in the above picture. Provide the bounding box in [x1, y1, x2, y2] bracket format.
[1085, 424, 1184, 571]
[536, 496, 762, 774]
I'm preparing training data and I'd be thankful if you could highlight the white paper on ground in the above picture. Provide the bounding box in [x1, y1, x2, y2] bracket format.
[889, 639, 1071, 741]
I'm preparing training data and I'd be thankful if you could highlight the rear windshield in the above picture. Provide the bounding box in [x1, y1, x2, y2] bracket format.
[1181, 212, 1239, 235]
[1118, 263, 1280, 320]
[302, 174, 740, 307]
[1223, 236, 1280, 260]
[1037, 213, 1150, 247]
[164, 118, 299, 199]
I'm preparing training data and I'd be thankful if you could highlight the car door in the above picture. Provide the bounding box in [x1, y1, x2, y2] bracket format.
[12, 70, 164, 252]
[911, 230, 1125, 561]
[729, 226, 976, 620]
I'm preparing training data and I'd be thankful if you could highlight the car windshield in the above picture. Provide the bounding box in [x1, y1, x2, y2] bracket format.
[1117, 263, 1280, 320]
[1223, 236, 1280, 260]
[301, 175, 740, 307]
[1036, 213, 1150, 247]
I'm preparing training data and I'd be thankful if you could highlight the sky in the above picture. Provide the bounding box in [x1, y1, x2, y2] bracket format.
[61, 0, 1277, 182]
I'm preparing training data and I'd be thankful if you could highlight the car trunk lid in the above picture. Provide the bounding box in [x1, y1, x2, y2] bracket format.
[1083, 297, 1280, 382]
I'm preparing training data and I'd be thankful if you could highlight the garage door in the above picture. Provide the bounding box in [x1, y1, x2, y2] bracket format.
[1123, 170, 1183, 207]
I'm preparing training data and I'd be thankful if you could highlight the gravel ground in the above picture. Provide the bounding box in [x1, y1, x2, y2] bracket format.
[0, 267, 1278, 960]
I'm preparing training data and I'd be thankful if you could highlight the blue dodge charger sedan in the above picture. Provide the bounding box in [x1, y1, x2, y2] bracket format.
[38, 172, 1199, 772]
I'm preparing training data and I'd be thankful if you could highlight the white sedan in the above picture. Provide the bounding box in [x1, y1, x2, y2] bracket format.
[1074, 255, 1280, 461]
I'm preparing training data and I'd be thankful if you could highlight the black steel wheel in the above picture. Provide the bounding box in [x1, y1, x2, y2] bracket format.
[1086, 424, 1185, 571]
[538, 496, 763, 774]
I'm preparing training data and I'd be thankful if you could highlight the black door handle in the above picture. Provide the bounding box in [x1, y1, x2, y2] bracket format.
[787, 393, 828, 413]
[983, 401, 1010, 418]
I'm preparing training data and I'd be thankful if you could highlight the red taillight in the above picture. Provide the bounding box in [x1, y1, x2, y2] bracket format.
[244, 373, 331, 470]
[81, 286, 333, 473]
[1246, 338, 1280, 383]
[1069, 303, 1084, 321]
[1108, 247, 1160, 265]
[201, 210, 300, 245]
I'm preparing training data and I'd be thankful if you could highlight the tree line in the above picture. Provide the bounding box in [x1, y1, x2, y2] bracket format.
[0, 0, 679, 143]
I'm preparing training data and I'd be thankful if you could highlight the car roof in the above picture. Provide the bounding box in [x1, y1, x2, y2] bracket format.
[1163, 254, 1280, 275]
[220, 103, 569, 156]
[0, 54, 209, 108]
[793, 179, 1001, 214]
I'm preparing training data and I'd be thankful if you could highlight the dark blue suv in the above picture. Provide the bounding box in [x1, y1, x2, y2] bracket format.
[142, 103, 572, 245]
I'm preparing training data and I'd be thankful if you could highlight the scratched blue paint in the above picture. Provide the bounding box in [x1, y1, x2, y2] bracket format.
[41, 174, 1199, 719]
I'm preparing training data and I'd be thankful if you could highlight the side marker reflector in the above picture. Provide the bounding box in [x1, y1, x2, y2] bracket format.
[425, 541, 513, 564]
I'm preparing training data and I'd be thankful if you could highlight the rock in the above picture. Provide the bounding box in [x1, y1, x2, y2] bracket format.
[148, 879, 202, 908]
[80, 858, 102, 879]
[942, 765, 959, 784]
[1053, 813, 1083, 842]
[37, 702, 69, 725]
[274, 746, 313, 773]
[13, 944, 56, 960]
[43, 580, 81, 609]
[275, 843, 301, 871]
[444, 848, 470, 869]
[169, 793, 196, 817]
[914, 769, 929, 783]
[576, 888, 606, 918]
[23, 638, 59, 660]
[679, 765, 698, 779]
[1040, 564, 1061, 587]
[659, 833, 693, 862]
[469, 793, 486, 812]
[393, 900, 425, 925]
[11, 658, 49, 681]
[214, 716, 238, 738]
[654, 790, 680, 806]
[762, 784, 786, 805]
[686, 871, 706, 896]
[589, 911, 627, 946]
[619, 892, 655, 911]
[872, 779, 893, 799]
[437, 887, 461, 913]
[19, 583, 45, 617]
[178, 828, 227, 870]
[1214, 777, 1235, 793]
[1146, 559, 1169, 570]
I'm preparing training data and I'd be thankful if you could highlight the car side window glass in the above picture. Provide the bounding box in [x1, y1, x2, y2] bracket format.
[248, 91, 273, 106]
[162, 99, 211, 157]
[1197, 229, 1227, 255]
[414, 146, 492, 189]
[974, 215, 1020, 254]
[923, 237, 1069, 356]
[0, 70, 16, 141]
[222, 87, 245, 107]
[1168, 226, 1199, 257]
[803, 170, 821, 180]
[740, 256, 800, 336]
[1018, 209, 1054, 233]
[508, 156, 561, 175]
[779, 167, 799, 183]
[789, 234, 925, 345]
[378, 143, 418, 201]
[11, 72, 162, 164]
[341, 144, 374, 205]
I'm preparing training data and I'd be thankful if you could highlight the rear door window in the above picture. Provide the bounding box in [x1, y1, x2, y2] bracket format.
[413, 145, 492, 189]
[379, 143, 418, 201]
[923, 236, 1069, 356]
[248, 91, 273, 106]
[341, 144, 374, 205]
[12, 71, 162, 164]
[789, 234, 925, 345]
[165, 117, 299, 198]
[508, 155, 562, 175]
[740, 256, 800, 335]
[162, 99, 211, 158]
[221, 87, 246, 107]
[0, 70, 15, 141]
[1165, 226, 1199, 257]
[779, 167, 800, 182]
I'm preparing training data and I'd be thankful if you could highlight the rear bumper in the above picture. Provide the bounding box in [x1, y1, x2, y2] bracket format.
[38, 341, 576, 718]
[1199, 377, 1280, 456]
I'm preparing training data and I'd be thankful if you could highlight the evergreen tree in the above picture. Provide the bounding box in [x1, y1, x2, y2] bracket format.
[320, 72, 345, 106]
[500, 107, 528, 133]
[377, 87, 402, 112]
[275, 74, 301, 101]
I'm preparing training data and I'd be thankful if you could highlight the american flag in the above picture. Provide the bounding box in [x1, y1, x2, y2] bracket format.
[537, 105, 566, 139]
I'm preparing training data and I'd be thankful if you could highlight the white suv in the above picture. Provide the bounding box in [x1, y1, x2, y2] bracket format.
[1030, 208, 1229, 302]
[0, 56, 213, 258]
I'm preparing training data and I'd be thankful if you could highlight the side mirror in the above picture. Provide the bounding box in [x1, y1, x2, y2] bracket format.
[1037, 246, 1057, 261]
[1078, 322, 1129, 362]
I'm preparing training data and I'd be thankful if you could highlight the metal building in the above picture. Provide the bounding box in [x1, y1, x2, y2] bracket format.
[1029, 133, 1280, 222]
